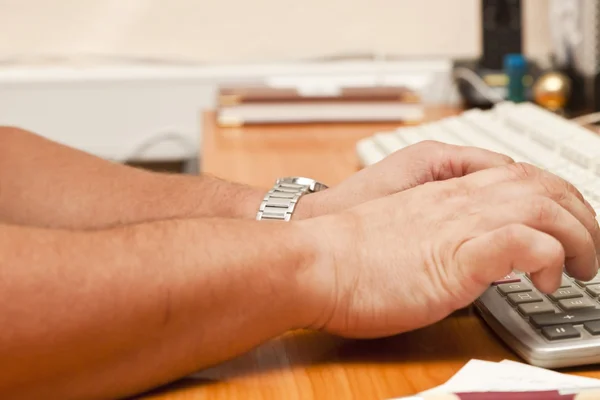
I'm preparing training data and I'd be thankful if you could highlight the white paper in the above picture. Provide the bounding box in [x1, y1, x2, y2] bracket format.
[401, 359, 600, 398]
[497, 359, 600, 387]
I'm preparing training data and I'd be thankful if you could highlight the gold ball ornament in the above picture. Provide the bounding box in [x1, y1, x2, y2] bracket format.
[532, 71, 571, 111]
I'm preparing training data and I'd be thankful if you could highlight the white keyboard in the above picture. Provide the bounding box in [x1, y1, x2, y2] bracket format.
[356, 101, 600, 216]
[357, 101, 600, 369]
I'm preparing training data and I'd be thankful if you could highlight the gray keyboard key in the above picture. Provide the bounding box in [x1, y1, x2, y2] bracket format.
[507, 291, 542, 305]
[560, 275, 573, 288]
[558, 297, 597, 311]
[518, 301, 555, 316]
[497, 282, 531, 295]
[530, 309, 600, 328]
[541, 325, 580, 340]
[492, 272, 521, 285]
[548, 288, 583, 301]
[586, 284, 600, 297]
[584, 320, 600, 335]
[575, 275, 600, 287]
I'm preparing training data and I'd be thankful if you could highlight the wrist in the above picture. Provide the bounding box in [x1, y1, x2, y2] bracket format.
[236, 186, 269, 219]
[255, 177, 330, 221]
[234, 183, 320, 220]
[288, 214, 351, 331]
[262, 219, 327, 330]
[195, 175, 267, 219]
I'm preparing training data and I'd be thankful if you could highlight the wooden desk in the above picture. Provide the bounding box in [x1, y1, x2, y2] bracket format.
[143, 110, 600, 399]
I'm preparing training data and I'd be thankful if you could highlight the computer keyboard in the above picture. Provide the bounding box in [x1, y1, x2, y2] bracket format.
[356, 101, 600, 368]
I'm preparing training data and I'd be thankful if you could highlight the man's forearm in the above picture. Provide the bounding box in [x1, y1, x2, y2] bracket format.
[0, 127, 269, 229]
[0, 217, 320, 400]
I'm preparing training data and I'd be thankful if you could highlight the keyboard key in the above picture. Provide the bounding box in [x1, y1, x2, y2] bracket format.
[446, 116, 516, 157]
[356, 139, 386, 166]
[554, 164, 595, 187]
[419, 124, 466, 146]
[371, 132, 405, 155]
[558, 297, 597, 311]
[548, 288, 583, 301]
[541, 325, 580, 340]
[497, 282, 531, 295]
[530, 309, 600, 328]
[507, 291, 542, 306]
[492, 272, 521, 285]
[518, 301, 555, 316]
[560, 138, 600, 170]
[396, 128, 425, 146]
[587, 285, 600, 297]
[584, 320, 600, 335]
[575, 275, 600, 287]
[560, 275, 573, 288]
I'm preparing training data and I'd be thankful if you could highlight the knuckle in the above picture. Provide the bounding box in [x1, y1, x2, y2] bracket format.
[529, 197, 560, 224]
[506, 162, 538, 180]
[539, 171, 584, 202]
[499, 224, 526, 247]
[537, 175, 569, 201]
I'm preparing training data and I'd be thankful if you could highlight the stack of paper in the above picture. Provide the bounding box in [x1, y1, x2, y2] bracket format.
[215, 82, 424, 126]
[393, 359, 600, 399]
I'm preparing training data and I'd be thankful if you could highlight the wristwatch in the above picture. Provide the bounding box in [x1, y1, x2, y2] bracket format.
[256, 177, 328, 221]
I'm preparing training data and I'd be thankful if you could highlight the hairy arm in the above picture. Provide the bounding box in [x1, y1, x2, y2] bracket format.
[0, 127, 273, 229]
[0, 217, 320, 400]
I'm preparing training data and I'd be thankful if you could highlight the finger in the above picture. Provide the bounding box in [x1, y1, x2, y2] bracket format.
[432, 143, 515, 179]
[456, 224, 564, 294]
[473, 180, 600, 255]
[455, 162, 596, 217]
[474, 196, 597, 281]
[397, 141, 514, 181]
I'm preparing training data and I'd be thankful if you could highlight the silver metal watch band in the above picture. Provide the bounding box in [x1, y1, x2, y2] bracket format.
[255, 181, 311, 221]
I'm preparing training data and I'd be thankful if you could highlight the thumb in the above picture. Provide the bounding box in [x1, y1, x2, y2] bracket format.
[455, 223, 565, 298]
[370, 141, 514, 190]
[429, 143, 514, 181]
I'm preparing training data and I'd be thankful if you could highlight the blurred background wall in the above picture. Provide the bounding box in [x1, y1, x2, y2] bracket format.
[0, 0, 550, 64]
[0, 0, 558, 168]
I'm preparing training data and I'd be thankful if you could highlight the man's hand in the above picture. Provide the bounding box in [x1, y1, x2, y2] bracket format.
[298, 162, 600, 338]
[297, 141, 516, 219]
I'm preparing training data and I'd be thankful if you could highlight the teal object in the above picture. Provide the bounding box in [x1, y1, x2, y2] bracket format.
[504, 53, 527, 103]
